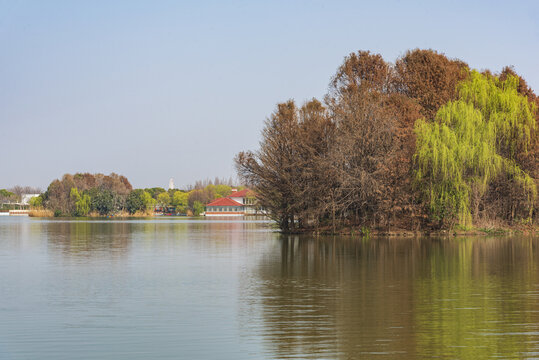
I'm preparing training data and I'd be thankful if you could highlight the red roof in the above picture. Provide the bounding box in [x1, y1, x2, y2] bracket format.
[227, 189, 252, 198]
[206, 197, 243, 207]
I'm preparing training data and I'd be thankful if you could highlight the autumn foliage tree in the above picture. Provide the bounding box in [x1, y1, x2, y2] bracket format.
[236, 48, 538, 233]
[42, 173, 132, 216]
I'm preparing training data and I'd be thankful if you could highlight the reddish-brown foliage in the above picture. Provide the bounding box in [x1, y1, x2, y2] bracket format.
[236, 48, 537, 232]
[395, 49, 468, 119]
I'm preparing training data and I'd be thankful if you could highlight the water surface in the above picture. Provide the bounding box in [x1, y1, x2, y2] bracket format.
[0, 217, 537, 359]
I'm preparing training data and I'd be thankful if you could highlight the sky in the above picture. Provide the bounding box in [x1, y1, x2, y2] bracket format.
[1, 0, 538, 190]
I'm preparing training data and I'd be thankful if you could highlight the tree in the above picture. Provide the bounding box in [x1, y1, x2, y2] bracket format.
[236, 100, 302, 232]
[29, 195, 43, 208]
[214, 184, 232, 198]
[142, 191, 156, 210]
[126, 189, 145, 214]
[290, 99, 335, 229]
[145, 187, 166, 199]
[235, 48, 537, 232]
[414, 71, 536, 227]
[172, 191, 188, 213]
[193, 201, 204, 216]
[157, 192, 170, 207]
[7, 186, 41, 201]
[91, 189, 115, 215]
[394, 49, 468, 119]
[43, 173, 132, 215]
[76, 194, 91, 216]
[187, 188, 214, 208]
[0, 189, 17, 204]
[69, 188, 91, 216]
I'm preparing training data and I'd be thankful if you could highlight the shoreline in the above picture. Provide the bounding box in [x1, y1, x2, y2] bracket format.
[21, 213, 537, 237]
[277, 226, 538, 238]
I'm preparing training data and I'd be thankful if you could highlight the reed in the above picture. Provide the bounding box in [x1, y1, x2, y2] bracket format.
[28, 209, 54, 217]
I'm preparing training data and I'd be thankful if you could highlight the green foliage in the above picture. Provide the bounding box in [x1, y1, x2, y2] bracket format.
[414, 71, 537, 226]
[142, 191, 156, 210]
[70, 187, 80, 202]
[145, 187, 166, 199]
[77, 194, 91, 216]
[214, 184, 232, 198]
[54, 209, 62, 217]
[172, 191, 188, 213]
[0, 189, 15, 198]
[157, 192, 170, 206]
[126, 189, 145, 214]
[69, 188, 91, 216]
[193, 201, 204, 216]
[29, 195, 43, 208]
[91, 189, 115, 215]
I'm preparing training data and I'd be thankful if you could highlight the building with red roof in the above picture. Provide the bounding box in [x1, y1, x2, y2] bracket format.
[205, 197, 245, 216]
[205, 188, 264, 216]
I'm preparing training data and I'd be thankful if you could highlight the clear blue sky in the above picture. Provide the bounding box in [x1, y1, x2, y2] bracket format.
[1, 0, 538, 190]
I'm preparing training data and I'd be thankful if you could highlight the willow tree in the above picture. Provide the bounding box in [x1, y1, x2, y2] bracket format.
[414, 71, 537, 227]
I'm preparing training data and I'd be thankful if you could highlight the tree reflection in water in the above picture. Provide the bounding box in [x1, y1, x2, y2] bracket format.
[244, 235, 539, 359]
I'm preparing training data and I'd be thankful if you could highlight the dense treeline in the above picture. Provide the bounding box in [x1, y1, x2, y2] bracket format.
[236, 49, 537, 232]
[33, 173, 244, 217]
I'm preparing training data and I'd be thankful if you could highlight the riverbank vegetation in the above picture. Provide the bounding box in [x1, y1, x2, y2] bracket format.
[0, 187, 41, 210]
[30, 173, 244, 217]
[236, 49, 537, 233]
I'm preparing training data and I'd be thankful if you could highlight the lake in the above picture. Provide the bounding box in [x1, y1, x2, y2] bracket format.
[0, 217, 537, 359]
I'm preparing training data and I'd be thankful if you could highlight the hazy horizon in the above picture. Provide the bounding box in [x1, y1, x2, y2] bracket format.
[2, 0, 538, 190]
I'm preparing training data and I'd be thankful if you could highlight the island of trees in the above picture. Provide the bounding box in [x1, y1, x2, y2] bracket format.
[23, 173, 243, 217]
[236, 48, 537, 234]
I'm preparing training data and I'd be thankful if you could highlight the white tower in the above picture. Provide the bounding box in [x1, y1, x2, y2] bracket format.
[168, 178, 175, 190]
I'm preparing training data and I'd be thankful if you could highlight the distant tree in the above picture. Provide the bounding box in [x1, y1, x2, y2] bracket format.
[77, 194, 91, 216]
[187, 188, 214, 207]
[157, 192, 170, 207]
[69, 188, 91, 216]
[172, 191, 188, 213]
[214, 184, 232, 198]
[126, 189, 145, 214]
[8, 186, 41, 199]
[70, 188, 81, 215]
[145, 187, 166, 199]
[142, 191, 156, 210]
[29, 195, 43, 208]
[0, 189, 17, 204]
[91, 189, 115, 215]
[43, 173, 131, 215]
[193, 201, 204, 216]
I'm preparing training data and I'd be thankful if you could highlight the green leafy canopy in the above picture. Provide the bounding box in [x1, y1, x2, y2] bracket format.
[414, 70, 537, 226]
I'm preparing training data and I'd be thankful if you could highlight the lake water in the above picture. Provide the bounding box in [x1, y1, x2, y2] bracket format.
[0, 217, 538, 359]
